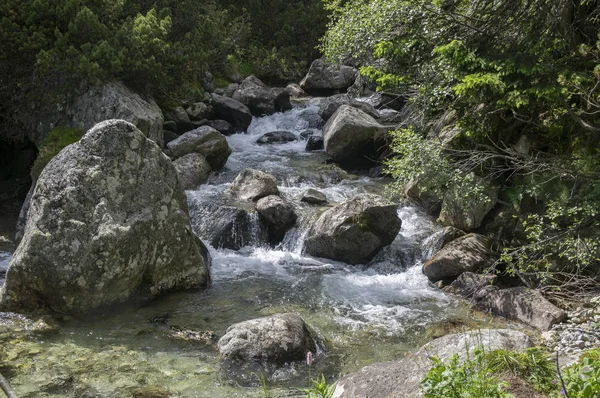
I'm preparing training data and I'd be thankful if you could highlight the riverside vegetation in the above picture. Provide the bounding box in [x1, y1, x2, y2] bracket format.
[0, 0, 600, 397]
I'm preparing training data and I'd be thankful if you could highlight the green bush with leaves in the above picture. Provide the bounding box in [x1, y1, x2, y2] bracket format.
[558, 349, 600, 398]
[322, 0, 600, 284]
[421, 348, 513, 398]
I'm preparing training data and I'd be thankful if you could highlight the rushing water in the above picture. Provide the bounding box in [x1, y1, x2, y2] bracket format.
[0, 99, 474, 397]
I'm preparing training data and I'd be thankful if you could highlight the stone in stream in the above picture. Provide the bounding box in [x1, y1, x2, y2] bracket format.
[165, 126, 231, 170]
[211, 93, 253, 130]
[218, 313, 317, 365]
[403, 177, 444, 216]
[300, 188, 327, 205]
[300, 58, 357, 94]
[256, 131, 298, 145]
[232, 75, 292, 116]
[0, 120, 210, 315]
[256, 195, 297, 244]
[229, 169, 280, 202]
[334, 329, 532, 398]
[323, 105, 388, 167]
[318, 94, 379, 122]
[303, 194, 401, 264]
[422, 233, 496, 283]
[172, 153, 212, 190]
[305, 136, 324, 151]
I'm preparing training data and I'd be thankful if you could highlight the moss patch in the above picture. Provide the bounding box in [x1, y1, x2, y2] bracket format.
[31, 126, 84, 180]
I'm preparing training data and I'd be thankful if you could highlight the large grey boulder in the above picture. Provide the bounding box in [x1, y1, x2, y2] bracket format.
[323, 105, 388, 166]
[0, 120, 210, 315]
[300, 59, 357, 94]
[211, 93, 253, 130]
[303, 194, 401, 264]
[172, 153, 212, 190]
[334, 329, 532, 398]
[256, 195, 297, 244]
[232, 76, 292, 116]
[422, 233, 496, 283]
[439, 178, 498, 231]
[165, 126, 231, 170]
[478, 287, 567, 331]
[318, 94, 379, 122]
[403, 178, 443, 216]
[218, 313, 317, 364]
[230, 169, 280, 202]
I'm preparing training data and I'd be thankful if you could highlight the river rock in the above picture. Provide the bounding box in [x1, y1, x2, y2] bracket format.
[439, 178, 498, 231]
[403, 178, 443, 216]
[225, 83, 239, 98]
[323, 105, 388, 166]
[422, 233, 495, 283]
[211, 93, 253, 130]
[305, 136, 324, 151]
[30, 81, 165, 148]
[334, 329, 532, 398]
[300, 59, 357, 94]
[205, 119, 234, 136]
[303, 194, 401, 264]
[318, 94, 379, 122]
[478, 287, 567, 331]
[300, 189, 327, 205]
[185, 102, 213, 121]
[285, 83, 306, 98]
[164, 106, 193, 134]
[218, 313, 317, 364]
[230, 169, 280, 202]
[173, 153, 212, 190]
[446, 271, 497, 298]
[299, 108, 325, 128]
[232, 76, 292, 116]
[165, 126, 231, 170]
[256, 195, 297, 244]
[256, 131, 298, 145]
[163, 130, 179, 147]
[0, 120, 210, 314]
[192, 205, 261, 250]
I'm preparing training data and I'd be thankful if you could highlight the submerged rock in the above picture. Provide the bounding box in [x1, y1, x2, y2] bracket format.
[256, 195, 297, 244]
[218, 313, 317, 364]
[334, 329, 532, 398]
[193, 205, 264, 250]
[0, 120, 210, 314]
[422, 233, 495, 283]
[230, 169, 280, 202]
[305, 136, 324, 151]
[256, 131, 298, 145]
[303, 194, 401, 264]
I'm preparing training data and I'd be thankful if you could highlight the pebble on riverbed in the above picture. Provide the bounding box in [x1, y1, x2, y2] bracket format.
[540, 297, 600, 354]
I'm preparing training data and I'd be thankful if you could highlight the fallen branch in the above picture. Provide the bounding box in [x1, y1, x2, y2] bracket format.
[0, 372, 17, 398]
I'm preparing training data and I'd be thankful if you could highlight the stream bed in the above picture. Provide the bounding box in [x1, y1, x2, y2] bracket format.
[1, 99, 489, 397]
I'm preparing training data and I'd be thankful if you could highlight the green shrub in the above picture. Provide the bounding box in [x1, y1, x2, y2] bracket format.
[421, 348, 513, 398]
[31, 126, 84, 180]
[558, 349, 600, 398]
